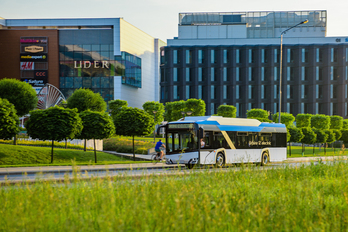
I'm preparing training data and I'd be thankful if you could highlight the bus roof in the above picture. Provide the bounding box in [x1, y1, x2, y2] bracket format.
[169, 116, 287, 133]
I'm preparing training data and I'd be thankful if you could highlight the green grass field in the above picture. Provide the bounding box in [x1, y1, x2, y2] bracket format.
[287, 145, 347, 157]
[1, 162, 348, 231]
[0, 144, 143, 167]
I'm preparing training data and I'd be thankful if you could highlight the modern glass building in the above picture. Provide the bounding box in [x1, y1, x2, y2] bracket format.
[160, 11, 348, 118]
[0, 18, 166, 108]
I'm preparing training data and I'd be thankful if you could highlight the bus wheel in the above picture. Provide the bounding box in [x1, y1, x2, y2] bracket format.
[185, 160, 195, 169]
[215, 153, 225, 168]
[261, 152, 269, 166]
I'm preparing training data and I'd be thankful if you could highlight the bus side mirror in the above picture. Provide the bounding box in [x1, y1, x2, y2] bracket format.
[199, 127, 204, 138]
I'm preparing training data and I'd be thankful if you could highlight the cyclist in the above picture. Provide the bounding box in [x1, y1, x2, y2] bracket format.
[155, 139, 166, 160]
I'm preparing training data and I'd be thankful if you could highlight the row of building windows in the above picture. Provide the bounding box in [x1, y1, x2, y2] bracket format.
[162, 66, 348, 83]
[163, 83, 348, 101]
[165, 47, 348, 65]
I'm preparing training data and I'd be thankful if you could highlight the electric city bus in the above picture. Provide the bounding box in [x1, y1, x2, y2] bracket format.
[159, 116, 287, 168]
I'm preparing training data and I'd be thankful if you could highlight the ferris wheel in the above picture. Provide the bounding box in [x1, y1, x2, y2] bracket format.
[37, 83, 66, 110]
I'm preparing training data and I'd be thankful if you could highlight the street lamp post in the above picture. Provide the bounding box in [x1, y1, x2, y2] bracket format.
[278, 19, 308, 123]
[181, 111, 192, 119]
[153, 110, 157, 143]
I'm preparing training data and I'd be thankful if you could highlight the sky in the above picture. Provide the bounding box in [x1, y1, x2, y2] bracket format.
[1, 0, 348, 43]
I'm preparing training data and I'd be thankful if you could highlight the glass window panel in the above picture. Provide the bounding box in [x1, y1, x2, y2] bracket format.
[59, 77, 65, 88]
[92, 45, 100, 51]
[83, 76, 92, 88]
[66, 77, 74, 88]
[101, 45, 109, 51]
[92, 77, 100, 88]
[82, 45, 91, 51]
[74, 77, 82, 88]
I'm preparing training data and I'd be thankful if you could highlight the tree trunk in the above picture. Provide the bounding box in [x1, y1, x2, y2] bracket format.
[94, 138, 97, 163]
[51, 140, 54, 163]
[325, 143, 327, 155]
[84, 139, 87, 152]
[313, 144, 315, 155]
[65, 138, 67, 149]
[13, 134, 17, 145]
[133, 135, 135, 161]
[302, 143, 304, 156]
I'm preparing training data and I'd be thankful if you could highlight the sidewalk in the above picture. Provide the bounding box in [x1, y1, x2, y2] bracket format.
[0, 152, 347, 176]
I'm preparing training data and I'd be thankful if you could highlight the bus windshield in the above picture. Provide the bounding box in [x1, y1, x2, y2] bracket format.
[166, 130, 198, 154]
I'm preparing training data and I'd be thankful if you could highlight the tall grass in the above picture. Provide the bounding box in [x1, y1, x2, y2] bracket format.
[1, 162, 348, 231]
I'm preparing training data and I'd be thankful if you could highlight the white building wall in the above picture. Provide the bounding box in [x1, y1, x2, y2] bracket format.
[119, 19, 165, 108]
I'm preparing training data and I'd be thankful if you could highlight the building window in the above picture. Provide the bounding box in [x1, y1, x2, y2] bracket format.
[173, 68, 178, 82]
[346, 48, 348, 62]
[301, 67, 305, 81]
[331, 48, 338, 62]
[274, 85, 277, 99]
[186, 85, 190, 99]
[346, 84, 347, 99]
[236, 67, 240, 81]
[274, 67, 278, 81]
[274, 103, 277, 113]
[248, 85, 252, 99]
[211, 85, 215, 99]
[223, 49, 228, 63]
[346, 66, 348, 80]
[316, 85, 323, 99]
[261, 85, 265, 99]
[186, 68, 190, 82]
[261, 67, 265, 81]
[287, 85, 293, 99]
[211, 50, 216, 63]
[173, 85, 179, 99]
[331, 66, 338, 80]
[274, 49, 278, 63]
[211, 68, 215, 81]
[301, 85, 308, 99]
[173, 50, 178, 64]
[223, 68, 227, 81]
[316, 48, 323, 62]
[249, 67, 252, 81]
[236, 85, 240, 99]
[198, 85, 203, 99]
[236, 49, 240, 63]
[301, 103, 304, 114]
[302, 48, 308, 63]
[331, 84, 337, 98]
[198, 50, 204, 64]
[223, 85, 228, 99]
[211, 103, 215, 115]
[198, 68, 202, 82]
[287, 48, 293, 63]
[186, 50, 192, 64]
[261, 49, 265, 63]
[249, 49, 253, 63]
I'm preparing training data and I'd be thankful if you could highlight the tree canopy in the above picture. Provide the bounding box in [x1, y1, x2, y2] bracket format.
[67, 88, 106, 113]
[109, 99, 128, 118]
[0, 78, 38, 117]
[288, 126, 304, 144]
[296, 114, 312, 128]
[311, 114, 330, 130]
[272, 112, 295, 128]
[142, 101, 165, 125]
[330, 115, 343, 130]
[25, 106, 83, 163]
[217, 105, 237, 118]
[0, 98, 19, 140]
[300, 127, 316, 145]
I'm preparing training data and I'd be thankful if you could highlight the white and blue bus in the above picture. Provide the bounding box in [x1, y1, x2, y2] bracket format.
[160, 116, 287, 168]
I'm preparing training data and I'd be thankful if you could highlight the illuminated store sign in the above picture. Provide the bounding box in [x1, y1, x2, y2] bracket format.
[20, 62, 34, 70]
[22, 78, 47, 87]
[34, 70, 48, 78]
[24, 46, 44, 53]
[20, 39, 47, 44]
[20, 54, 47, 61]
[73, 61, 109, 69]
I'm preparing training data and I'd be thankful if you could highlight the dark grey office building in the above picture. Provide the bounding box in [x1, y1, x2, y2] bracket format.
[160, 11, 348, 118]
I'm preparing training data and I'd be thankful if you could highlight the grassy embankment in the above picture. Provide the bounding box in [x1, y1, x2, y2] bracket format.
[287, 145, 347, 157]
[1, 161, 348, 231]
[0, 144, 144, 167]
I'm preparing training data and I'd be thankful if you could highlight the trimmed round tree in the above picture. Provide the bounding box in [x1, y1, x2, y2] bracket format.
[113, 107, 154, 160]
[311, 114, 330, 130]
[300, 127, 316, 155]
[67, 88, 106, 113]
[142, 101, 165, 125]
[312, 128, 328, 155]
[324, 129, 336, 155]
[78, 111, 115, 163]
[217, 105, 237, 118]
[330, 115, 343, 130]
[165, 100, 186, 122]
[296, 114, 312, 128]
[0, 98, 19, 140]
[288, 126, 304, 156]
[109, 99, 128, 118]
[0, 78, 38, 117]
[343, 119, 348, 130]
[185, 98, 206, 117]
[272, 112, 295, 128]
[25, 106, 83, 163]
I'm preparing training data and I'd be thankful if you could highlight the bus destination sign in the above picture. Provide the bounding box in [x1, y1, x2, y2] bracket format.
[168, 124, 195, 129]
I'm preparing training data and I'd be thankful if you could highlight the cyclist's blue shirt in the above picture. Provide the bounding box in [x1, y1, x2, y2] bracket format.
[155, 141, 163, 150]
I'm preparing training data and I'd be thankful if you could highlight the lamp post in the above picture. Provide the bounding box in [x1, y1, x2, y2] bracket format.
[153, 110, 157, 143]
[278, 19, 308, 123]
[181, 111, 192, 119]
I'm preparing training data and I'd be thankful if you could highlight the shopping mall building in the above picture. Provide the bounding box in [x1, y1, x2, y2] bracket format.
[0, 17, 165, 108]
[160, 10, 348, 118]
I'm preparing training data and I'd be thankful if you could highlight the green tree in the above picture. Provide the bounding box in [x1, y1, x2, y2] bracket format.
[342, 119, 348, 130]
[312, 128, 328, 155]
[288, 126, 304, 156]
[164, 101, 185, 122]
[0, 78, 38, 145]
[109, 99, 128, 118]
[341, 129, 348, 143]
[311, 114, 330, 130]
[272, 112, 295, 128]
[296, 114, 312, 128]
[67, 88, 106, 113]
[113, 107, 154, 160]
[217, 105, 237, 118]
[300, 127, 316, 155]
[185, 99, 206, 116]
[78, 111, 115, 163]
[323, 129, 336, 155]
[330, 115, 343, 130]
[246, 108, 272, 122]
[0, 98, 19, 140]
[0, 78, 38, 117]
[25, 107, 83, 163]
[142, 101, 165, 125]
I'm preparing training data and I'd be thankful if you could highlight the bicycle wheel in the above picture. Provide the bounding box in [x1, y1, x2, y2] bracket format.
[151, 153, 160, 164]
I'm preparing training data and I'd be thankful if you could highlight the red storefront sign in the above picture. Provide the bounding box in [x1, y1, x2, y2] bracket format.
[20, 62, 34, 70]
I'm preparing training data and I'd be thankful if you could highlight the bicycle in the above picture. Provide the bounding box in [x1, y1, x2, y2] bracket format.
[151, 147, 166, 164]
